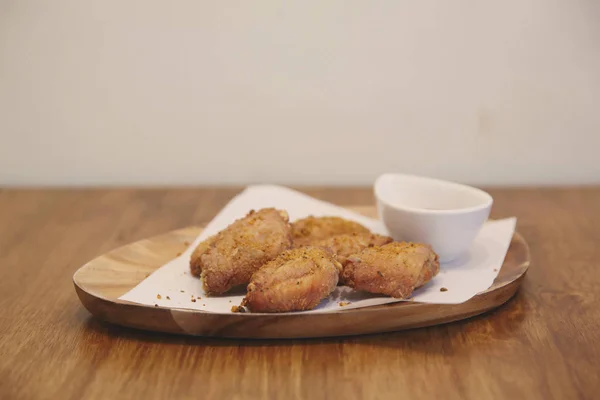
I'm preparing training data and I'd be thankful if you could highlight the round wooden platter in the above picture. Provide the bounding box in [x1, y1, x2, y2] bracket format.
[73, 206, 530, 339]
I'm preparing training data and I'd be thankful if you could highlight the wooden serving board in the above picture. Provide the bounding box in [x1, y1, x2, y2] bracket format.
[73, 206, 530, 339]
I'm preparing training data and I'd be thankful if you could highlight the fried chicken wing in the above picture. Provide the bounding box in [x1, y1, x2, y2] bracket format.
[341, 242, 440, 299]
[190, 208, 292, 295]
[316, 232, 393, 266]
[291, 216, 370, 247]
[242, 247, 341, 312]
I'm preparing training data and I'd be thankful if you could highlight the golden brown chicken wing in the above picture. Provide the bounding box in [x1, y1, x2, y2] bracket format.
[316, 232, 393, 267]
[242, 247, 341, 312]
[291, 216, 370, 247]
[341, 242, 440, 299]
[190, 208, 293, 295]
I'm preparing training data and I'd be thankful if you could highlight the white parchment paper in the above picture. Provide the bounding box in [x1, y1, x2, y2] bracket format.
[119, 185, 516, 312]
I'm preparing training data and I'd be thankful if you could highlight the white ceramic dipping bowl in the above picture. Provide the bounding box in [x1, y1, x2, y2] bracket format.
[374, 173, 493, 263]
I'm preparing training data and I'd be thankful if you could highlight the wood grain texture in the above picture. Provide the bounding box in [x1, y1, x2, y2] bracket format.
[1, 187, 600, 399]
[72, 208, 529, 338]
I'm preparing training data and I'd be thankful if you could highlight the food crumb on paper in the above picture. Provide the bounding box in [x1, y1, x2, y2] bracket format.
[191, 298, 196, 302]
[339, 301, 351, 307]
[156, 294, 162, 299]
[166, 296, 171, 300]
[493, 268, 498, 272]
[440, 287, 448, 292]
[180, 290, 184, 293]
[231, 305, 246, 313]
[154, 304, 158, 307]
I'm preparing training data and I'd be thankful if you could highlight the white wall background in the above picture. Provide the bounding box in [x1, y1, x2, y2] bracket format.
[1, 1, 599, 186]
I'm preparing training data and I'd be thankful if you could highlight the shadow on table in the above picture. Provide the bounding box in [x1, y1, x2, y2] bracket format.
[80, 290, 530, 350]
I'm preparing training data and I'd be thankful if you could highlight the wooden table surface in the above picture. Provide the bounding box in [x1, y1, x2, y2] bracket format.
[1, 187, 599, 400]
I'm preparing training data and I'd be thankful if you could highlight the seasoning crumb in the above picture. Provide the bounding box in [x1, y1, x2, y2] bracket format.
[156, 294, 162, 299]
[180, 290, 185, 293]
[176, 252, 182, 257]
[202, 304, 205, 306]
[191, 298, 196, 302]
[154, 304, 158, 307]
[229, 300, 232, 303]
[339, 301, 351, 307]
[231, 305, 246, 313]
[166, 296, 171, 300]
[183, 241, 190, 246]
[493, 268, 498, 272]
[440, 287, 448, 292]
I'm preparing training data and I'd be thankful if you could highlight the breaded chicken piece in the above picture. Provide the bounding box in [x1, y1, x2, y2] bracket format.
[291, 216, 370, 247]
[341, 242, 440, 299]
[316, 232, 393, 285]
[190, 208, 292, 295]
[242, 247, 341, 312]
[316, 232, 393, 267]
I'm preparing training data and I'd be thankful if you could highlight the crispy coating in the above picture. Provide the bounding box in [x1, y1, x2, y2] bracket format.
[190, 208, 292, 295]
[242, 247, 341, 312]
[341, 242, 440, 299]
[291, 216, 370, 247]
[316, 233, 393, 267]
[190, 234, 217, 277]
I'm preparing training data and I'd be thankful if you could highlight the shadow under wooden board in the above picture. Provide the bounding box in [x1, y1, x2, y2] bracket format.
[73, 206, 530, 339]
